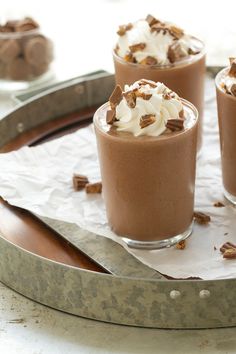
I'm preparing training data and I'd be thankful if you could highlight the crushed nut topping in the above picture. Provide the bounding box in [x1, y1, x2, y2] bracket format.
[139, 79, 157, 88]
[166, 118, 184, 131]
[123, 90, 136, 108]
[150, 23, 167, 34]
[124, 52, 136, 63]
[220, 242, 236, 259]
[168, 42, 186, 63]
[169, 25, 184, 39]
[109, 85, 123, 110]
[163, 90, 175, 100]
[176, 240, 186, 250]
[188, 46, 201, 55]
[140, 56, 158, 65]
[139, 114, 156, 128]
[85, 182, 102, 194]
[135, 91, 152, 100]
[213, 201, 225, 207]
[106, 109, 116, 125]
[117, 23, 133, 36]
[145, 14, 160, 27]
[129, 43, 146, 53]
[193, 211, 211, 225]
[73, 174, 89, 191]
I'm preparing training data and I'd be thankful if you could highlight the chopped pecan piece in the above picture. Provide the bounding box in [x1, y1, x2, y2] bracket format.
[163, 91, 175, 100]
[220, 242, 236, 259]
[213, 201, 225, 207]
[109, 85, 123, 110]
[106, 109, 116, 125]
[85, 182, 102, 194]
[166, 119, 184, 131]
[146, 14, 160, 27]
[124, 52, 136, 63]
[223, 249, 236, 259]
[176, 240, 186, 250]
[169, 25, 184, 39]
[140, 114, 156, 128]
[123, 91, 136, 108]
[73, 174, 89, 191]
[228, 59, 236, 77]
[140, 56, 157, 65]
[129, 42, 146, 53]
[168, 43, 186, 63]
[117, 23, 133, 36]
[139, 79, 157, 88]
[188, 46, 201, 55]
[193, 211, 211, 225]
[150, 23, 166, 33]
[135, 91, 152, 100]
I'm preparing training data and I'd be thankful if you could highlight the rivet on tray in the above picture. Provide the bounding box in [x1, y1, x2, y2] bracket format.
[74, 85, 84, 95]
[17, 122, 24, 133]
[199, 290, 211, 299]
[169, 290, 181, 299]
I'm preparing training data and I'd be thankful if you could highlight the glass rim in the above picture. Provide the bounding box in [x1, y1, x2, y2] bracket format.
[0, 28, 41, 39]
[94, 99, 198, 143]
[113, 37, 205, 69]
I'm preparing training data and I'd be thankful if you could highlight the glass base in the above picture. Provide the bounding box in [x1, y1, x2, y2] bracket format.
[0, 69, 55, 93]
[122, 222, 193, 250]
[223, 188, 236, 206]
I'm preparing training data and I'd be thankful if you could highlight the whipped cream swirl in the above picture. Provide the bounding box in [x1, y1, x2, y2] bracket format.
[113, 80, 184, 137]
[116, 16, 201, 65]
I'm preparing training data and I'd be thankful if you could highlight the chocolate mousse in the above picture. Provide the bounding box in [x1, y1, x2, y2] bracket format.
[216, 58, 236, 204]
[113, 14, 205, 151]
[94, 79, 199, 249]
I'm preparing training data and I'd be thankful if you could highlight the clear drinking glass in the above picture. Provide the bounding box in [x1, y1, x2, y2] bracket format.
[0, 25, 54, 91]
[216, 67, 236, 205]
[113, 38, 205, 151]
[94, 99, 199, 249]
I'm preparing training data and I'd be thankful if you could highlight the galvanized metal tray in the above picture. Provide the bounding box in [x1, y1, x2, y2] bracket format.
[0, 69, 235, 329]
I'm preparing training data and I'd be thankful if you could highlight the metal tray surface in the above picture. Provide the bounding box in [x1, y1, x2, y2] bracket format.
[0, 70, 235, 329]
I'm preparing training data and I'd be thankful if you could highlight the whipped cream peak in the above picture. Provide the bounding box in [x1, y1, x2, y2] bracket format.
[221, 58, 236, 97]
[106, 80, 185, 137]
[115, 14, 201, 66]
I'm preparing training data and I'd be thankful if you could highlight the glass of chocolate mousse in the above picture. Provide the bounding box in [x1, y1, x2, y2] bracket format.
[113, 14, 205, 151]
[216, 58, 236, 205]
[94, 79, 198, 249]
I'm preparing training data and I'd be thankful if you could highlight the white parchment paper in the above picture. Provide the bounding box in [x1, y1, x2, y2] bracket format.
[1, 79, 236, 280]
